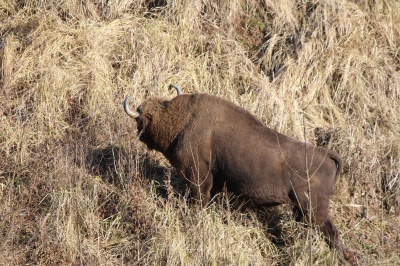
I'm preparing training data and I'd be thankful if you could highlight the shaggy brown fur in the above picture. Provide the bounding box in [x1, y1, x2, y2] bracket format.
[125, 92, 346, 253]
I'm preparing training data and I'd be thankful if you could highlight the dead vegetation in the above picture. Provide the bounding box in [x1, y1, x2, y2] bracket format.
[0, 0, 399, 265]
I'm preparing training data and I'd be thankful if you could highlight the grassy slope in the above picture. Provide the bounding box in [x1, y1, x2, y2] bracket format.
[0, 0, 399, 265]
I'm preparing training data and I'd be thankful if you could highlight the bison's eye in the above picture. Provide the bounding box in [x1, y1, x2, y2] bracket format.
[135, 115, 149, 133]
[136, 118, 143, 131]
[135, 115, 142, 124]
[137, 106, 143, 114]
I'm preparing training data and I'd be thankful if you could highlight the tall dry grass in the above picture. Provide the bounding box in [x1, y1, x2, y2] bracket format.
[1, 0, 399, 265]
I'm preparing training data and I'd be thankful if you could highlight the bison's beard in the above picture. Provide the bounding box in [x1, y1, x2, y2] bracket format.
[138, 131, 157, 150]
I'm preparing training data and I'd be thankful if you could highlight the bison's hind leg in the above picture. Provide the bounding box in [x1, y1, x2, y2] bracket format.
[318, 215, 345, 253]
[290, 194, 345, 254]
[310, 202, 346, 254]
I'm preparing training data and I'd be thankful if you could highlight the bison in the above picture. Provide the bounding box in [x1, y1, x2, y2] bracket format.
[124, 85, 346, 254]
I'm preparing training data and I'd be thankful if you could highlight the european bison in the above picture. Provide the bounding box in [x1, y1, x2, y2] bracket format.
[124, 85, 345, 253]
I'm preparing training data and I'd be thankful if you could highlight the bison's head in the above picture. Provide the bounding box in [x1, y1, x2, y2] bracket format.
[123, 96, 163, 149]
[123, 85, 182, 150]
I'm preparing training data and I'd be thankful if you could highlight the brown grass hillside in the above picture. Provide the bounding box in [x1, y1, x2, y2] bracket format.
[1, 0, 399, 265]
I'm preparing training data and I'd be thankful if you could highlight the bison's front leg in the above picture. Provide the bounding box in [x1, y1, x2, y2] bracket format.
[182, 162, 214, 208]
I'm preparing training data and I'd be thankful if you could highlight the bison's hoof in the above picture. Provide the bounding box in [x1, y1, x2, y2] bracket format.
[344, 248, 361, 266]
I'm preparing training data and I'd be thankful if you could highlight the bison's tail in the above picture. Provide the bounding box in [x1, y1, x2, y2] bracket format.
[329, 151, 343, 182]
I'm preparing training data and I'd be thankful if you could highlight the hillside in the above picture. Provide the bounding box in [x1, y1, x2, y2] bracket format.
[1, 0, 399, 265]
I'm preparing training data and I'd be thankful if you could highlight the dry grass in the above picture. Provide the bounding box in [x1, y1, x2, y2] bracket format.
[1, 0, 399, 265]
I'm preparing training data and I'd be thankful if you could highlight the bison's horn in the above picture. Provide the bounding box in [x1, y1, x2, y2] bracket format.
[169, 84, 182, 95]
[124, 96, 140, 118]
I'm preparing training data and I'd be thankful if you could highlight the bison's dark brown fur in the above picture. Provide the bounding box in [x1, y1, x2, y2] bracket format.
[124, 87, 346, 253]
